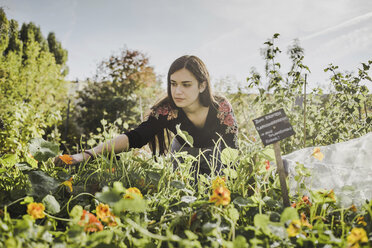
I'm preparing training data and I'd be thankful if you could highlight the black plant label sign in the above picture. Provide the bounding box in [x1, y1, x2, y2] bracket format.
[252, 109, 295, 146]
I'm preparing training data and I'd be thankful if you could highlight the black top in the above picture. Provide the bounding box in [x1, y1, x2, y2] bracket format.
[124, 96, 238, 150]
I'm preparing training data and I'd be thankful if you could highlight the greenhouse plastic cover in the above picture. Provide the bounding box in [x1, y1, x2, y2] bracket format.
[283, 132, 372, 207]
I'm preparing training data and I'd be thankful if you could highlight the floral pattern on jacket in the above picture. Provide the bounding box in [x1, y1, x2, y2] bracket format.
[216, 99, 238, 135]
[151, 102, 178, 121]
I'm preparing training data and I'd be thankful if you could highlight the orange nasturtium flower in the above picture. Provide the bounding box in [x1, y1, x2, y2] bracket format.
[300, 213, 313, 229]
[212, 176, 226, 189]
[265, 160, 270, 170]
[311, 147, 324, 161]
[78, 210, 103, 232]
[59, 154, 73, 165]
[27, 203, 45, 219]
[302, 195, 312, 206]
[286, 219, 301, 237]
[61, 177, 73, 192]
[322, 189, 336, 202]
[350, 204, 357, 212]
[209, 186, 231, 206]
[347, 227, 368, 248]
[96, 203, 117, 226]
[124, 187, 143, 199]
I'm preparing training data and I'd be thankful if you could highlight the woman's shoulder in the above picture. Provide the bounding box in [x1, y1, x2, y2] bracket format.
[150, 97, 179, 120]
[213, 95, 233, 112]
[213, 95, 238, 133]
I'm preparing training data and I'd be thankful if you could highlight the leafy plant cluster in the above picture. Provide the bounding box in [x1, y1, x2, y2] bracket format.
[0, 134, 371, 247]
[0, 8, 68, 155]
[228, 34, 371, 154]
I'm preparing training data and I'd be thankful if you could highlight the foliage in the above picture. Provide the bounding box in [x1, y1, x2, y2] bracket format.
[0, 8, 68, 155]
[0, 131, 371, 247]
[0, 23, 371, 246]
[243, 34, 371, 153]
[73, 48, 162, 139]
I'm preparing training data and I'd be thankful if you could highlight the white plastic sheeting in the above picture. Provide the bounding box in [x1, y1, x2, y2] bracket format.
[283, 132, 372, 207]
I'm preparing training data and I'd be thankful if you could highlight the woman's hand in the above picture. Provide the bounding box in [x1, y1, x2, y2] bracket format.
[53, 134, 128, 167]
[54, 152, 91, 167]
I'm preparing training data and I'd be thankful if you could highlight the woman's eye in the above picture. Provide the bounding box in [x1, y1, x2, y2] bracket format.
[183, 84, 191, 87]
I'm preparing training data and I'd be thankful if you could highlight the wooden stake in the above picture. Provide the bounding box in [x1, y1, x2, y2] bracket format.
[273, 141, 290, 207]
[303, 74, 307, 148]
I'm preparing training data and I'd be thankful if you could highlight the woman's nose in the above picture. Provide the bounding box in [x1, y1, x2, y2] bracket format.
[174, 86, 182, 95]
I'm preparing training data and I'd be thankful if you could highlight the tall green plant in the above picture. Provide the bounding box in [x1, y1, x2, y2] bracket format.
[0, 8, 68, 155]
[246, 34, 371, 153]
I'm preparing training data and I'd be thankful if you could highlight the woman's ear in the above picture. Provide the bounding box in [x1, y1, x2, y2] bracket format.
[199, 81, 207, 93]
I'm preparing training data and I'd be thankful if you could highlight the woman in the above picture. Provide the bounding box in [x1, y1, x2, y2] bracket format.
[55, 55, 238, 175]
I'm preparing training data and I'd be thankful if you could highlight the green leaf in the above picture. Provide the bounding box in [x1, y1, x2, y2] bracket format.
[202, 222, 218, 234]
[262, 196, 278, 208]
[42, 194, 60, 214]
[233, 197, 256, 207]
[222, 168, 238, 179]
[280, 207, 299, 223]
[95, 190, 122, 206]
[25, 155, 38, 168]
[170, 180, 185, 189]
[260, 147, 275, 161]
[15, 163, 32, 172]
[89, 230, 113, 244]
[254, 214, 271, 235]
[184, 230, 198, 240]
[113, 197, 146, 213]
[233, 235, 249, 248]
[148, 171, 161, 182]
[176, 124, 194, 147]
[112, 181, 126, 194]
[228, 207, 240, 222]
[20, 196, 34, 205]
[181, 195, 197, 204]
[221, 147, 239, 165]
[70, 205, 83, 221]
[28, 138, 59, 162]
[0, 154, 18, 167]
[25, 170, 60, 197]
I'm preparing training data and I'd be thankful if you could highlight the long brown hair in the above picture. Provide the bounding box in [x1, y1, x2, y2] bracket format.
[149, 55, 216, 155]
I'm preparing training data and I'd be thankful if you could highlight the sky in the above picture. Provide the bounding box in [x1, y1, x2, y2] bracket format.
[2, 0, 372, 91]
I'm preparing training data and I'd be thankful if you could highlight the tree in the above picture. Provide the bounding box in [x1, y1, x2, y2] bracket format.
[47, 32, 68, 75]
[0, 8, 68, 154]
[75, 48, 160, 136]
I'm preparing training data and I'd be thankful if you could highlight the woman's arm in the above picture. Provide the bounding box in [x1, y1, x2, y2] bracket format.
[88, 134, 129, 155]
[54, 134, 129, 166]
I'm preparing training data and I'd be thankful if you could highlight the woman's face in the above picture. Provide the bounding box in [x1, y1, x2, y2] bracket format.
[170, 68, 206, 109]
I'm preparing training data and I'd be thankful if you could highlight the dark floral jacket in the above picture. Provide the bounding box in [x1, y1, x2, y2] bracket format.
[124, 96, 238, 150]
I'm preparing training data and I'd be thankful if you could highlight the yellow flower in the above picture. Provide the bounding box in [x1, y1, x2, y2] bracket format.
[287, 219, 301, 237]
[61, 177, 73, 192]
[347, 228, 368, 248]
[27, 203, 45, 219]
[311, 147, 324, 161]
[356, 216, 367, 227]
[209, 186, 231, 206]
[212, 176, 226, 189]
[124, 187, 143, 199]
[59, 154, 73, 165]
[96, 203, 117, 226]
